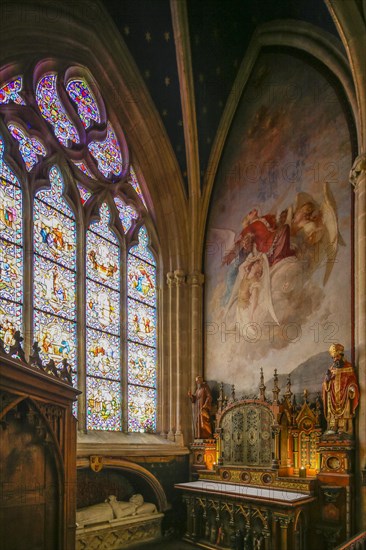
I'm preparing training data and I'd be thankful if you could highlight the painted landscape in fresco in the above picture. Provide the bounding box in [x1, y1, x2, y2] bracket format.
[205, 51, 353, 395]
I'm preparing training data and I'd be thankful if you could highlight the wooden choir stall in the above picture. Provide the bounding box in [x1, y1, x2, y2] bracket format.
[0, 333, 79, 550]
[176, 364, 359, 550]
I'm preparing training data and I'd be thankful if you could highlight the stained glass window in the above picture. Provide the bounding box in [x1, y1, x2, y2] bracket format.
[0, 77, 26, 105]
[0, 135, 23, 350]
[0, 64, 158, 434]
[86, 203, 121, 430]
[77, 183, 92, 205]
[8, 124, 46, 171]
[114, 196, 138, 233]
[129, 166, 147, 208]
[66, 79, 101, 128]
[127, 226, 157, 432]
[73, 160, 95, 179]
[36, 73, 80, 147]
[88, 122, 123, 178]
[33, 166, 77, 382]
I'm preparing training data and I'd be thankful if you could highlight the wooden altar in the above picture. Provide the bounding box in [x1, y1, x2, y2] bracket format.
[175, 479, 315, 550]
[0, 337, 79, 550]
[176, 370, 357, 550]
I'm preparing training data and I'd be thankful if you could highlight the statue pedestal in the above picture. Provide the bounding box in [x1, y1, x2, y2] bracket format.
[190, 439, 216, 475]
[318, 433, 355, 475]
[315, 435, 355, 548]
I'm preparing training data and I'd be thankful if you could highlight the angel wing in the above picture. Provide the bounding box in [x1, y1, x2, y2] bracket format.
[290, 183, 344, 285]
[256, 253, 280, 325]
[319, 181, 345, 285]
[207, 228, 238, 320]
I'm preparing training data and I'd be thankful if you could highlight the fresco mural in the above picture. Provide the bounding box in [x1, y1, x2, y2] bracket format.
[205, 50, 354, 396]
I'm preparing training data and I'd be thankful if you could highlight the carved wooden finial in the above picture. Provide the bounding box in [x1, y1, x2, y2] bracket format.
[45, 359, 58, 377]
[29, 341, 44, 369]
[272, 369, 280, 404]
[315, 393, 322, 427]
[218, 382, 224, 412]
[230, 384, 236, 402]
[59, 359, 73, 384]
[303, 388, 309, 403]
[9, 331, 25, 362]
[284, 374, 292, 402]
[259, 367, 266, 401]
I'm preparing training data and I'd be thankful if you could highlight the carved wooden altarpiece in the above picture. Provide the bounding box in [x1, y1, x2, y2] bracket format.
[177, 369, 357, 549]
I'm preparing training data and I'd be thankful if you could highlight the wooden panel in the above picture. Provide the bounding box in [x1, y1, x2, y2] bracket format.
[0, 355, 79, 550]
[0, 401, 59, 550]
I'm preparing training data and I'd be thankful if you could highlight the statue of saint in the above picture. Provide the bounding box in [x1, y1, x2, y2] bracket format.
[188, 375, 213, 439]
[322, 343, 359, 435]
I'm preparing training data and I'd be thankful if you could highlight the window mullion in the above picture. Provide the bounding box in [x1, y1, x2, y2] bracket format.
[77, 215, 87, 431]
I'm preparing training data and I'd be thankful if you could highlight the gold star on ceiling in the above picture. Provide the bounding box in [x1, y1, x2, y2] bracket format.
[202, 106, 207, 115]
[177, 120, 183, 127]
[198, 73, 204, 83]
[164, 76, 170, 86]
[164, 31, 170, 42]
[162, 109, 168, 117]
[124, 26, 130, 36]
[144, 70, 151, 79]
[145, 31, 152, 42]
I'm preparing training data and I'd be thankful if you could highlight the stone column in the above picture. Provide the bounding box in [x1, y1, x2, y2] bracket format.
[166, 272, 176, 441]
[350, 153, 366, 530]
[174, 269, 186, 445]
[187, 271, 204, 441]
[157, 282, 168, 437]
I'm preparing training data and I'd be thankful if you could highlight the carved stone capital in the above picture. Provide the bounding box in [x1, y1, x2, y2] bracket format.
[174, 269, 186, 286]
[187, 271, 205, 287]
[166, 271, 176, 288]
[350, 153, 366, 191]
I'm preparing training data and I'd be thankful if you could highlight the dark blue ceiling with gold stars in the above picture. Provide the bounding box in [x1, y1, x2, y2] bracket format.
[101, 0, 338, 191]
[101, 0, 188, 182]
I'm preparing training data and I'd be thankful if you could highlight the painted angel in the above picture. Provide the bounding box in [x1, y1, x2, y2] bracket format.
[220, 232, 279, 326]
[236, 249, 279, 326]
[289, 182, 345, 284]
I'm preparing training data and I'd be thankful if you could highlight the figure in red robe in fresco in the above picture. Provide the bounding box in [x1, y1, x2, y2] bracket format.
[222, 208, 295, 268]
[322, 343, 359, 436]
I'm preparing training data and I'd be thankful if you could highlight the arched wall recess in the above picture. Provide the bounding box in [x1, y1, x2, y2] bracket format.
[76, 458, 169, 512]
[199, 20, 357, 259]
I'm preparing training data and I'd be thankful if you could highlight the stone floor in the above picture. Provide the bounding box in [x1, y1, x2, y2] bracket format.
[142, 537, 201, 549]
